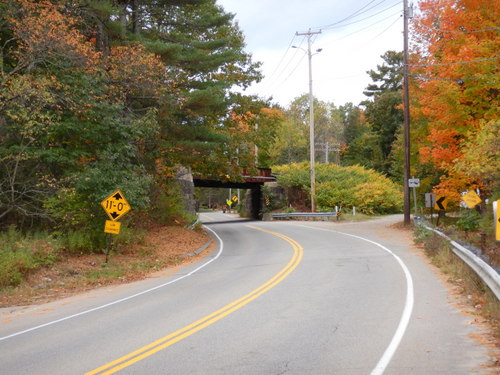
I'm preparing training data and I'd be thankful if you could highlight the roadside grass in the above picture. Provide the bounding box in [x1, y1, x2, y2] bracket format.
[0, 223, 150, 288]
[0, 224, 210, 307]
[0, 226, 60, 288]
[414, 225, 500, 338]
[422, 208, 499, 268]
[338, 212, 379, 222]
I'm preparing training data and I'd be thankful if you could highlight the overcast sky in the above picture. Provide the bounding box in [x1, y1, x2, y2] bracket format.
[217, 0, 405, 108]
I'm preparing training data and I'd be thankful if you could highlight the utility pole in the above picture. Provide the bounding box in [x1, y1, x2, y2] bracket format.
[403, 0, 412, 225]
[294, 29, 322, 212]
[316, 142, 341, 164]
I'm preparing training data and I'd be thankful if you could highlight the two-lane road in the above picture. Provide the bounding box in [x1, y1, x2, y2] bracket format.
[0, 214, 492, 374]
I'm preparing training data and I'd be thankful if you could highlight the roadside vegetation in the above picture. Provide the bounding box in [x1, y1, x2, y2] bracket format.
[0, 0, 275, 294]
[1, 0, 498, 305]
[269, 163, 402, 214]
[0, 224, 210, 307]
[414, 223, 500, 338]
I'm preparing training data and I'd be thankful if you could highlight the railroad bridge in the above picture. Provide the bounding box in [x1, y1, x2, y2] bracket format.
[193, 168, 275, 220]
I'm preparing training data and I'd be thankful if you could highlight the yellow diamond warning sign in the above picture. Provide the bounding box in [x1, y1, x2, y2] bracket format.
[462, 190, 482, 209]
[101, 190, 131, 221]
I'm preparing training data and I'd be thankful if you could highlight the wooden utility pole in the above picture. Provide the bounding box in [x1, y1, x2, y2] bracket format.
[403, 0, 412, 225]
[295, 29, 322, 212]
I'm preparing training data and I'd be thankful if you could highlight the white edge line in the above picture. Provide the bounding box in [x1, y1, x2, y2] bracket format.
[0, 225, 223, 342]
[293, 223, 414, 375]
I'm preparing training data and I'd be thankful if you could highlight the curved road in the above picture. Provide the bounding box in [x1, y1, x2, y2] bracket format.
[0, 213, 492, 374]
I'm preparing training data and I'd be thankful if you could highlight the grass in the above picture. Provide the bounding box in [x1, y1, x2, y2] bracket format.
[85, 265, 125, 281]
[0, 224, 210, 307]
[414, 224, 500, 338]
[338, 212, 379, 222]
[0, 226, 60, 287]
[422, 208, 500, 268]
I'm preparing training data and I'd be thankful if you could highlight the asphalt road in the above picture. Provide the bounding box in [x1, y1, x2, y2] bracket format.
[0, 213, 493, 374]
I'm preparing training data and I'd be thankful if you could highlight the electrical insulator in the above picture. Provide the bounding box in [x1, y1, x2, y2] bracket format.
[409, 4, 414, 19]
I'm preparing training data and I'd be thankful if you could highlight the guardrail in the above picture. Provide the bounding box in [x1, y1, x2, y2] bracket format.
[417, 220, 500, 301]
[271, 212, 338, 220]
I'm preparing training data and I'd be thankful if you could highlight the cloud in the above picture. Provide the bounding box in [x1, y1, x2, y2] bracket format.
[219, 0, 403, 107]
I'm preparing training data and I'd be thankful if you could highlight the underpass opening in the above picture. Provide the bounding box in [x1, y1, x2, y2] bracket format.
[194, 180, 263, 220]
[192, 168, 275, 220]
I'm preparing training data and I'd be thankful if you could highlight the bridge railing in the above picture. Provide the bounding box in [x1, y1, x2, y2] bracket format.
[271, 212, 338, 221]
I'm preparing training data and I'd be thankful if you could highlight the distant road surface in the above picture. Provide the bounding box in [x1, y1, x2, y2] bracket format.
[0, 213, 494, 374]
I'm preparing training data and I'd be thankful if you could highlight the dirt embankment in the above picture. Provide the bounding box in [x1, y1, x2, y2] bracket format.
[0, 225, 212, 307]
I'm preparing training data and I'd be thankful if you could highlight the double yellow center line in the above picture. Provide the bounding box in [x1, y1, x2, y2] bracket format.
[86, 225, 303, 375]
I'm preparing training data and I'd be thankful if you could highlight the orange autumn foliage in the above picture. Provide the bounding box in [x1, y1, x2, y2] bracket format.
[106, 44, 166, 102]
[411, 0, 499, 199]
[9, 0, 100, 72]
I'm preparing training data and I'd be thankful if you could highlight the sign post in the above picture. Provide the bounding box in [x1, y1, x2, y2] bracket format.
[425, 193, 436, 224]
[495, 200, 499, 241]
[101, 190, 131, 262]
[434, 195, 447, 226]
[409, 177, 420, 217]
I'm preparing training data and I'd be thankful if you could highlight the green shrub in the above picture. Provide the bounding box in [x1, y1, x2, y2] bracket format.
[455, 210, 481, 232]
[58, 229, 99, 254]
[0, 227, 59, 287]
[413, 224, 432, 244]
[152, 180, 193, 224]
[273, 162, 403, 214]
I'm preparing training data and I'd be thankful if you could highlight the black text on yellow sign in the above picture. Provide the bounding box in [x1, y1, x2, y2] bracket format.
[462, 190, 481, 208]
[104, 220, 121, 235]
[101, 190, 131, 221]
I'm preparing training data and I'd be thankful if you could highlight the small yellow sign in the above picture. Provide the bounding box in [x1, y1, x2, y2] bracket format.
[232, 195, 238, 203]
[226, 199, 233, 207]
[104, 220, 121, 235]
[496, 217, 500, 241]
[101, 190, 131, 221]
[496, 200, 500, 241]
[462, 190, 482, 208]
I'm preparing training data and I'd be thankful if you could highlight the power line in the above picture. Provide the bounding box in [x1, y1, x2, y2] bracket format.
[265, 35, 298, 83]
[261, 34, 322, 96]
[318, 0, 385, 29]
[418, 0, 456, 10]
[409, 56, 500, 67]
[322, 1, 401, 30]
[437, 26, 500, 34]
[260, 2, 403, 94]
[261, 53, 306, 96]
[369, 14, 401, 41]
[409, 73, 500, 82]
[333, 10, 401, 42]
[257, 36, 306, 93]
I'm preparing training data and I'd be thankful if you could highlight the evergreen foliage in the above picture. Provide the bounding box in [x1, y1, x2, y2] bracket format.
[0, 0, 272, 248]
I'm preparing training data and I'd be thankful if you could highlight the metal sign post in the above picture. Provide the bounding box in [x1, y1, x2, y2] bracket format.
[101, 190, 131, 263]
[409, 177, 420, 217]
[425, 193, 436, 224]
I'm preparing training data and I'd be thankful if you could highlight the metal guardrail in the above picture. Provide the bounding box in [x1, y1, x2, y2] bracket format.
[271, 212, 338, 220]
[418, 221, 500, 301]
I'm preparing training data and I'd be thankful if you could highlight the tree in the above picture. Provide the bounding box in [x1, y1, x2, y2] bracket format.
[0, 0, 272, 236]
[363, 50, 403, 97]
[358, 51, 404, 176]
[271, 95, 344, 166]
[411, 0, 499, 201]
[273, 162, 402, 214]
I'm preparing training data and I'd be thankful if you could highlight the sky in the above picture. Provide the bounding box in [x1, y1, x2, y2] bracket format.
[217, 0, 406, 108]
